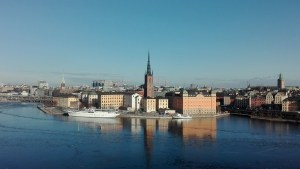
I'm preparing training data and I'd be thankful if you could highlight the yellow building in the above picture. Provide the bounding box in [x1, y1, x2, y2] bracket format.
[166, 90, 216, 116]
[98, 92, 124, 109]
[274, 92, 288, 104]
[156, 98, 168, 110]
[53, 94, 79, 108]
[282, 97, 300, 112]
[141, 98, 156, 112]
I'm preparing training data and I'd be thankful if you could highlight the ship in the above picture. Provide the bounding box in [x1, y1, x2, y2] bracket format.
[172, 113, 192, 119]
[67, 108, 120, 118]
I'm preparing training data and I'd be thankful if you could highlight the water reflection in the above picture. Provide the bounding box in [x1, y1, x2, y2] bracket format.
[2, 104, 300, 169]
[59, 116, 217, 141]
[56, 116, 123, 133]
[249, 118, 300, 136]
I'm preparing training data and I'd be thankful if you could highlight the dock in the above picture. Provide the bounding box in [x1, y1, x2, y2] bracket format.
[37, 105, 65, 115]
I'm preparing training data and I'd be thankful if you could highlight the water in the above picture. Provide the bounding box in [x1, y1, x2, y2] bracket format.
[1, 103, 300, 169]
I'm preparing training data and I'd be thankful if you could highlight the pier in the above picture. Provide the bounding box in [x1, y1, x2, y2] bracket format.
[37, 105, 65, 115]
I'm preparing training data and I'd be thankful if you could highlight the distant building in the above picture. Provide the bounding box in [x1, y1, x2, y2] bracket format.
[38, 80, 49, 89]
[92, 80, 114, 90]
[274, 92, 288, 105]
[282, 97, 300, 112]
[156, 98, 168, 110]
[35, 88, 45, 97]
[265, 92, 274, 104]
[20, 91, 29, 96]
[98, 92, 124, 109]
[81, 91, 88, 103]
[141, 98, 156, 112]
[277, 73, 285, 90]
[223, 96, 234, 106]
[0, 86, 14, 93]
[166, 90, 216, 116]
[88, 91, 98, 108]
[144, 52, 154, 98]
[250, 95, 266, 109]
[30, 86, 38, 96]
[124, 93, 142, 112]
[234, 95, 250, 109]
[53, 94, 79, 108]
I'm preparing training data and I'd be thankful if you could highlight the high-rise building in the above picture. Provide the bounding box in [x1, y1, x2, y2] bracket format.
[277, 73, 285, 90]
[144, 51, 154, 98]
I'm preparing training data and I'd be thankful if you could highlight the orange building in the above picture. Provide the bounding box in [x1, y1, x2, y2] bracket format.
[166, 90, 216, 116]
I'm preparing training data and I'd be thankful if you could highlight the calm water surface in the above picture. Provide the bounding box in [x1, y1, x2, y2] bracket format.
[1, 103, 300, 169]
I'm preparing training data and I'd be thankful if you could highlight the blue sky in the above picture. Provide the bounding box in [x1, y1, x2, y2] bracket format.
[0, 0, 299, 88]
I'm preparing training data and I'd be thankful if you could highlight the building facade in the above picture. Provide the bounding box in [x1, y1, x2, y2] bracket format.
[124, 93, 142, 112]
[53, 94, 79, 108]
[166, 90, 216, 116]
[274, 92, 288, 104]
[141, 98, 156, 112]
[265, 92, 274, 104]
[250, 95, 266, 109]
[88, 92, 98, 107]
[98, 92, 124, 109]
[234, 95, 250, 109]
[282, 97, 300, 112]
[38, 80, 49, 89]
[156, 98, 168, 110]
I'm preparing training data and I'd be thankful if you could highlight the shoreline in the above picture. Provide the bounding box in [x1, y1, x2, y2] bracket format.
[37, 105, 230, 119]
[230, 113, 300, 123]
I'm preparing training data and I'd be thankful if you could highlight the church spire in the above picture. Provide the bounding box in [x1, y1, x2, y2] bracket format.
[61, 73, 66, 89]
[62, 73, 65, 84]
[146, 51, 152, 75]
[279, 73, 282, 80]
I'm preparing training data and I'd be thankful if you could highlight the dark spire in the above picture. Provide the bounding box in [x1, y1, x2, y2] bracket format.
[146, 51, 152, 75]
[279, 73, 282, 80]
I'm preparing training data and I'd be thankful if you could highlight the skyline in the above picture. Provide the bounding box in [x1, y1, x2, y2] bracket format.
[0, 0, 300, 87]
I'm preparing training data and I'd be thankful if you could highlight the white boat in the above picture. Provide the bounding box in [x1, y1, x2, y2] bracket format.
[67, 108, 120, 118]
[172, 113, 192, 119]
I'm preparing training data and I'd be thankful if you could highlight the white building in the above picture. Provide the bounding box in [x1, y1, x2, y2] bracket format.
[20, 91, 29, 96]
[274, 92, 288, 104]
[265, 92, 274, 104]
[88, 92, 98, 107]
[124, 93, 142, 112]
[80, 92, 88, 103]
[38, 80, 49, 89]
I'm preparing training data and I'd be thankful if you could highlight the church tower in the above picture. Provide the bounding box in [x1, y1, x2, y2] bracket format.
[61, 74, 66, 90]
[144, 51, 154, 98]
[277, 73, 285, 90]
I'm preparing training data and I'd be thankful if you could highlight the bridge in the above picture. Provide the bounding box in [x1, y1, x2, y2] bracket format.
[0, 95, 53, 104]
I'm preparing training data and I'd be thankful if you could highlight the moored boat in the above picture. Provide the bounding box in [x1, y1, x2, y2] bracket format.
[172, 113, 192, 119]
[67, 108, 120, 118]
